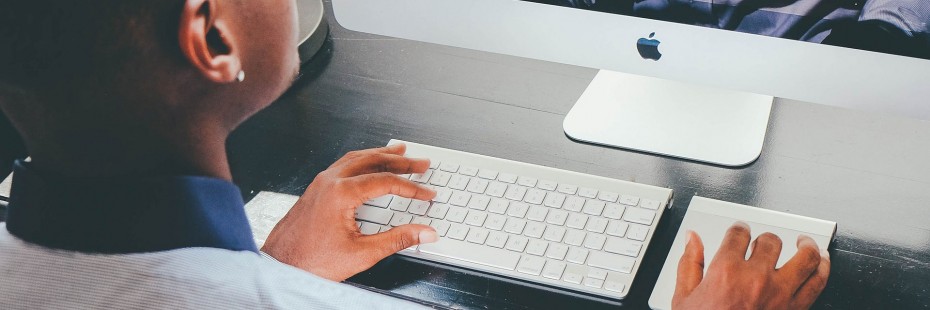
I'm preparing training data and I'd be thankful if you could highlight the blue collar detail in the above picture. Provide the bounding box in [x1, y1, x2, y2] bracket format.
[4, 161, 258, 254]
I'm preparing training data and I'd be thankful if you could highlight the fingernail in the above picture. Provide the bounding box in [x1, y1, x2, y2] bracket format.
[419, 230, 438, 244]
[685, 230, 694, 243]
[821, 249, 830, 260]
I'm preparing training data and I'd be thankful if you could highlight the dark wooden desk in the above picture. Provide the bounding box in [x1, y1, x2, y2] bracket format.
[232, 3, 926, 309]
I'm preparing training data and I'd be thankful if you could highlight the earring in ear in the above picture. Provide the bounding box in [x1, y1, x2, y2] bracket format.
[236, 71, 246, 82]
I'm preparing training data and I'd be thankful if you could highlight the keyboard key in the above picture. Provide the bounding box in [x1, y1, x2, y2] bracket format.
[583, 277, 604, 289]
[526, 240, 549, 256]
[389, 197, 411, 212]
[429, 220, 451, 236]
[543, 192, 566, 208]
[449, 191, 471, 207]
[557, 184, 578, 195]
[585, 218, 609, 234]
[356, 205, 394, 225]
[563, 264, 586, 284]
[542, 260, 567, 279]
[623, 208, 656, 225]
[486, 181, 508, 197]
[498, 173, 518, 184]
[359, 222, 381, 235]
[517, 176, 538, 187]
[504, 218, 527, 234]
[527, 205, 549, 222]
[439, 162, 459, 173]
[564, 197, 585, 212]
[578, 187, 598, 199]
[582, 200, 606, 216]
[419, 238, 519, 271]
[545, 243, 569, 260]
[605, 221, 629, 237]
[465, 211, 488, 227]
[505, 235, 529, 252]
[545, 210, 569, 226]
[428, 171, 452, 186]
[524, 188, 547, 205]
[366, 195, 393, 208]
[543, 225, 566, 242]
[433, 188, 452, 203]
[566, 213, 588, 229]
[467, 195, 491, 211]
[390, 213, 413, 227]
[537, 180, 558, 191]
[428, 160, 440, 169]
[566, 247, 589, 264]
[603, 204, 625, 220]
[504, 185, 528, 201]
[379, 225, 391, 233]
[466, 228, 490, 244]
[412, 216, 432, 226]
[583, 233, 606, 250]
[524, 222, 546, 238]
[445, 207, 468, 223]
[486, 231, 509, 248]
[448, 174, 470, 190]
[427, 203, 450, 219]
[408, 200, 431, 215]
[604, 237, 642, 257]
[564, 229, 586, 246]
[619, 195, 640, 206]
[604, 279, 625, 293]
[459, 166, 479, 176]
[485, 214, 507, 231]
[627, 224, 650, 241]
[597, 191, 619, 203]
[507, 202, 530, 218]
[588, 251, 636, 274]
[641, 199, 662, 210]
[447, 224, 470, 240]
[517, 256, 546, 275]
[477, 169, 499, 180]
[587, 268, 608, 280]
[410, 169, 433, 183]
[466, 178, 490, 194]
[487, 198, 509, 214]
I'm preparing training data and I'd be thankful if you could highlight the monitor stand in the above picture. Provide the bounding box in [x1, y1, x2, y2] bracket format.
[563, 70, 773, 167]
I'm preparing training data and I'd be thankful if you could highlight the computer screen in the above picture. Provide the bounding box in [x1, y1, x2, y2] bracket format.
[524, 0, 929, 59]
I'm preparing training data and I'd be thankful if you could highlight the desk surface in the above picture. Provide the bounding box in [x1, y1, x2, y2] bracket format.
[229, 3, 929, 309]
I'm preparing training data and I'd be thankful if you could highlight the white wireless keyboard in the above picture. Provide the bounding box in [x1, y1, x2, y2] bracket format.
[246, 140, 673, 301]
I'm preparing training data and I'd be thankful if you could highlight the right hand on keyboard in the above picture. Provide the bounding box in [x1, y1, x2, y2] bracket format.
[672, 222, 831, 310]
[260, 143, 439, 281]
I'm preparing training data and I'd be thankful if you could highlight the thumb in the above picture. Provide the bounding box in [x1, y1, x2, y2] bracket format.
[673, 230, 705, 306]
[359, 224, 438, 260]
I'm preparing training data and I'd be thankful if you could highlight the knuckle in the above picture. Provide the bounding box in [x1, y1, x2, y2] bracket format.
[728, 224, 750, 236]
[757, 233, 782, 247]
[797, 247, 821, 264]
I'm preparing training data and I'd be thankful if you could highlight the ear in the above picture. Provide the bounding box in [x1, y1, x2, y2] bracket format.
[178, 0, 241, 83]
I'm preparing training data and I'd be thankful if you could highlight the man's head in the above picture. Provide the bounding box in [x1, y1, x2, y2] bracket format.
[0, 0, 300, 177]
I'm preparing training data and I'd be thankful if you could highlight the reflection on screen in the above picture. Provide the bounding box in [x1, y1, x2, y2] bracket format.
[525, 0, 930, 59]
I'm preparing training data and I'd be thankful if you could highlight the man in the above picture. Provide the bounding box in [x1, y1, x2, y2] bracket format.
[0, 0, 829, 308]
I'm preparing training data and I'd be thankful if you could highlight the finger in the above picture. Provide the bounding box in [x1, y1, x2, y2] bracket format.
[778, 235, 823, 289]
[337, 153, 430, 177]
[711, 222, 752, 266]
[673, 231, 705, 307]
[332, 144, 407, 167]
[790, 249, 831, 310]
[342, 172, 436, 204]
[358, 224, 438, 262]
[748, 232, 783, 269]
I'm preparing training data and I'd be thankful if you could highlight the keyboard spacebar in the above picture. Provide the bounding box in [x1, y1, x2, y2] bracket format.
[417, 239, 520, 271]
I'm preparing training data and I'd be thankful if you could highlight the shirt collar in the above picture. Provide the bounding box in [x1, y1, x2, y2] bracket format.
[4, 160, 258, 254]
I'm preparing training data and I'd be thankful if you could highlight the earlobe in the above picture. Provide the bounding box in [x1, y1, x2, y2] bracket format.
[177, 0, 242, 83]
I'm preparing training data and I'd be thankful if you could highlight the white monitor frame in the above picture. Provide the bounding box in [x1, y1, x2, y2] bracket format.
[331, 0, 930, 120]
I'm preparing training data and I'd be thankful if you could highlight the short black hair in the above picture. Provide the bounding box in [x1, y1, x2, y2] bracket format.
[0, 1, 183, 102]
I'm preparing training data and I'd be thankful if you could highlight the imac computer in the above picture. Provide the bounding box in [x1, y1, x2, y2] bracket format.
[330, 0, 930, 166]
